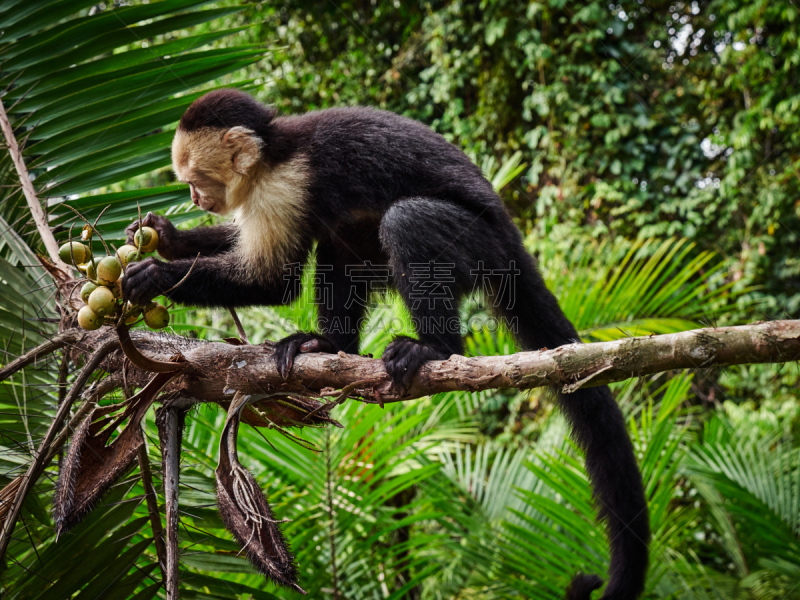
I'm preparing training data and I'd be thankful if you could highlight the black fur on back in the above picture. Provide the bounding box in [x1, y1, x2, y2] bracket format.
[286, 106, 511, 229]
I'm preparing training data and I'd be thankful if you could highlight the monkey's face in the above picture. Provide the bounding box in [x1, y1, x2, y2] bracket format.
[171, 126, 263, 215]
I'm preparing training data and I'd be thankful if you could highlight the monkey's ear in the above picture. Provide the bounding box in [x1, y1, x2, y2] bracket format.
[223, 126, 262, 175]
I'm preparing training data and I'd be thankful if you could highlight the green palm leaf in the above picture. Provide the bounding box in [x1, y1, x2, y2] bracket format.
[537, 238, 738, 342]
[172, 400, 446, 598]
[0, 1, 263, 596]
[0, 0, 259, 254]
[686, 417, 800, 593]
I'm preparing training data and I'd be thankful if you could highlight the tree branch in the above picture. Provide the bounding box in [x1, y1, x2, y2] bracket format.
[4, 317, 798, 592]
[0, 98, 69, 274]
[62, 320, 800, 405]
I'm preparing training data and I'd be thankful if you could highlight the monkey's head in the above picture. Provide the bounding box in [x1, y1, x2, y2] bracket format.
[171, 89, 277, 215]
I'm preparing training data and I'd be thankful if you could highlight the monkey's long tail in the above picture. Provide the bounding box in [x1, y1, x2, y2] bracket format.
[557, 384, 650, 599]
[503, 249, 650, 600]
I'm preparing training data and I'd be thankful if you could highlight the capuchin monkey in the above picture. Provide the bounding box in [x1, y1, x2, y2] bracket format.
[122, 89, 649, 599]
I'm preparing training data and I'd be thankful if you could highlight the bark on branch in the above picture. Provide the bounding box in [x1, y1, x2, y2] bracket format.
[8, 320, 797, 406]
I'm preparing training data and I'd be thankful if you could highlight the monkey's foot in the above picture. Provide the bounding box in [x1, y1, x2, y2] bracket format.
[273, 332, 335, 378]
[382, 336, 451, 393]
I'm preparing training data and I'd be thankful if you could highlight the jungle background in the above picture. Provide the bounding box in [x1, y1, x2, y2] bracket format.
[1, 0, 799, 598]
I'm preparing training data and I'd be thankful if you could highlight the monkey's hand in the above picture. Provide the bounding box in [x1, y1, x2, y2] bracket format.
[125, 211, 182, 261]
[122, 258, 180, 306]
[273, 332, 335, 378]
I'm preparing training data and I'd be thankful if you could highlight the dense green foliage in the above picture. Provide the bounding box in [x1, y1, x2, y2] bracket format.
[0, 1, 799, 599]
[241, 0, 800, 316]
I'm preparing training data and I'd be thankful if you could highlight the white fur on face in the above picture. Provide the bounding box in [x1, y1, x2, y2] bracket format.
[172, 128, 229, 213]
[171, 127, 309, 281]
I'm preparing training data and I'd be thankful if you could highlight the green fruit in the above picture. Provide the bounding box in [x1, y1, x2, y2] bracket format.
[77, 306, 103, 330]
[59, 242, 89, 265]
[96, 256, 122, 285]
[87, 286, 117, 317]
[80, 282, 97, 304]
[134, 227, 159, 253]
[116, 244, 140, 267]
[143, 302, 169, 329]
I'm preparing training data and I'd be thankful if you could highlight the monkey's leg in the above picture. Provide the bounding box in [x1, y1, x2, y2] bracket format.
[379, 198, 494, 392]
[380, 197, 650, 597]
[273, 241, 368, 378]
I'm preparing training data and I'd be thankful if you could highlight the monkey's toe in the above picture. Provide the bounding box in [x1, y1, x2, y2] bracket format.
[273, 332, 335, 378]
[382, 337, 450, 393]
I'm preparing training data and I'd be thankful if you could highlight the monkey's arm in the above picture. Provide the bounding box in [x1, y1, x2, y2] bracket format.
[122, 255, 291, 308]
[160, 224, 236, 259]
[125, 212, 235, 261]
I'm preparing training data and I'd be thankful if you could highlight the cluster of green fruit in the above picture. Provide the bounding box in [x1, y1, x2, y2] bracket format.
[59, 226, 170, 331]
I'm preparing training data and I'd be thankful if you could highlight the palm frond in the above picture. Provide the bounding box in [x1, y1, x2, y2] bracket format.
[686, 416, 800, 589]
[0, 0, 259, 254]
[0, 1, 264, 596]
[537, 238, 739, 342]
